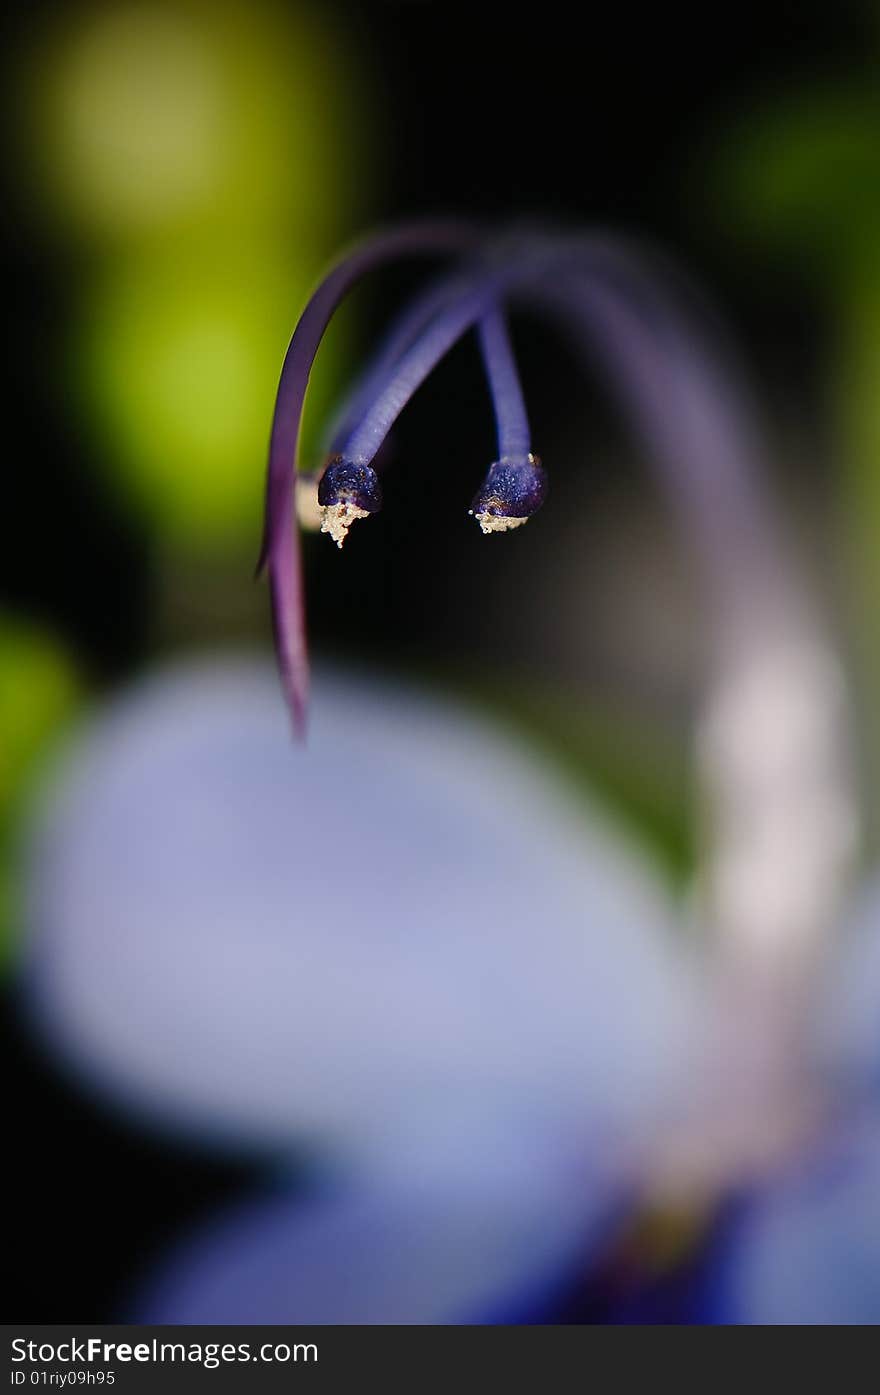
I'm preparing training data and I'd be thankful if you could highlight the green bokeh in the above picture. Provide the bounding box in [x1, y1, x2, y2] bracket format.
[27, 0, 371, 247]
[74, 250, 335, 553]
[714, 86, 880, 270]
[26, 0, 377, 559]
[0, 615, 81, 966]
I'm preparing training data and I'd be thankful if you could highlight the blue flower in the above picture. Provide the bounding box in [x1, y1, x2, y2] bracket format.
[21, 222, 880, 1323]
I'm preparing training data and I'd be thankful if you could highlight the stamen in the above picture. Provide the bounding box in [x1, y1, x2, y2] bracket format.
[534, 265, 780, 617]
[474, 512, 529, 535]
[320, 502, 370, 548]
[527, 257, 857, 1188]
[336, 256, 548, 469]
[316, 458, 382, 548]
[324, 271, 482, 456]
[470, 456, 548, 534]
[478, 309, 531, 462]
[471, 309, 547, 533]
[535, 262, 856, 952]
[260, 220, 478, 734]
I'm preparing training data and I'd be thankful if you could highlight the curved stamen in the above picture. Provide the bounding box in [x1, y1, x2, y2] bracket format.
[313, 269, 532, 547]
[337, 268, 524, 468]
[522, 263, 854, 970]
[326, 237, 855, 971]
[532, 265, 782, 626]
[320, 295, 547, 540]
[524, 262, 856, 1182]
[303, 268, 489, 540]
[268, 233, 855, 960]
[260, 220, 479, 734]
[324, 269, 485, 458]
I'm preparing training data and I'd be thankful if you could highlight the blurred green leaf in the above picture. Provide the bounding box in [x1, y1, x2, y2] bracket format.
[0, 615, 82, 966]
[710, 84, 880, 270]
[26, 0, 373, 247]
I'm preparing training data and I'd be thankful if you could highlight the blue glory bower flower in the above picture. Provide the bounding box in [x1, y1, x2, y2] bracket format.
[22, 220, 880, 1323]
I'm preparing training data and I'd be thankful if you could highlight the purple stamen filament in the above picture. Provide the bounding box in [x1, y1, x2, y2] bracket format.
[338, 264, 530, 467]
[477, 308, 532, 464]
[259, 219, 479, 735]
[324, 269, 485, 458]
[263, 227, 820, 740]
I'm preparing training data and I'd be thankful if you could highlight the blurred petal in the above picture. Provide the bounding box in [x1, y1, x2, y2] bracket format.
[708, 1115, 880, 1324]
[136, 1171, 609, 1325]
[22, 658, 696, 1164]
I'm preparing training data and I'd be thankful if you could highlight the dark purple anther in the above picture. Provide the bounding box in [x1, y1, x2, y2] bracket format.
[316, 458, 383, 548]
[469, 456, 548, 534]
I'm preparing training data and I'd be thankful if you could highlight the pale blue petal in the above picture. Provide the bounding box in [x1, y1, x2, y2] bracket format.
[136, 1173, 608, 1325]
[710, 1114, 880, 1324]
[23, 657, 697, 1166]
[818, 875, 880, 1094]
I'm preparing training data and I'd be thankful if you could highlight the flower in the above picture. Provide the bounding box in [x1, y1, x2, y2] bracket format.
[20, 221, 879, 1323]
